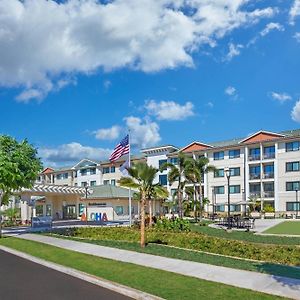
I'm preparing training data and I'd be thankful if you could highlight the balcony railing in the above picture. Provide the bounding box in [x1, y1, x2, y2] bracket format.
[263, 172, 274, 179]
[249, 192, 261, 197]
[249, 173, 261, 180]
[248, 154, 261, 161]
[263, 191, 275, 198]
[263, 153, 275, 159]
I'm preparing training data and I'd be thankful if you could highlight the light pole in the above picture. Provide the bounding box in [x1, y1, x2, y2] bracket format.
[225, 168, 231, 229]
[296, 188, 299, 218]
[84, 184, 89, 225]
[212, 187, 215, 220]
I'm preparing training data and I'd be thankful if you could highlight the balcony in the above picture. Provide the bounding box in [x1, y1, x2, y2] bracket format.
[248, 154, 261, 161]
[249, 192, 261, 197]
[263, 153, 275, 160]
[262, 172, 274, 179]
[249, 173, 261, 180]
[263, 191, 275, 198]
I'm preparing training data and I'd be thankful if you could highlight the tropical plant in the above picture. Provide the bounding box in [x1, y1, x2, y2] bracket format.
[118, 162, 168, 247]
[3, 207, 20, 224]
[0, 135, 42, 237]
[186, 156, 216, 221]
[160, 152, 192, 218]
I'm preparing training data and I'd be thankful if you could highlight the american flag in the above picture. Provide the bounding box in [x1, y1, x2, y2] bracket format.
[109, 135, 130, 162]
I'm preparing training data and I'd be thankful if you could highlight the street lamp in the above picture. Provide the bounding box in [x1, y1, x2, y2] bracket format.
[296, 188, 299, 218]
[84, 183, 89, 224]
[225, 168, 231, 229]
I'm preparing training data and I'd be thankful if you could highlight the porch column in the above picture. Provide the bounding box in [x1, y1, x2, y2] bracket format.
[20, 193, 31, 223]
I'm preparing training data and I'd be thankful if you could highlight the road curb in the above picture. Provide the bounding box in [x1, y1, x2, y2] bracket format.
[0, 245, 163, 300]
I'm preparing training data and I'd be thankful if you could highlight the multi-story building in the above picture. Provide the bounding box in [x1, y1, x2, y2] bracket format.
[32, 128, 300, 218]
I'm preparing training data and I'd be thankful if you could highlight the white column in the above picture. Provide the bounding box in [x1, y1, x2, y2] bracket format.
[244, 147, 249, 200]
[203, 152, 208, 198]
[20, 193, 31, 223]
[274, 142, 280, 212]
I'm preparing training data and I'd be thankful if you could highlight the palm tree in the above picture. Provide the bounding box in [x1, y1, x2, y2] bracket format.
[160, 152, 193, 218]
[119, 162, 168, 247]
[187, 156, 216, 222]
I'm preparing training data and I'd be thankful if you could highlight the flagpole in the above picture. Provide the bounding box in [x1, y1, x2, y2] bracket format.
[128, 130, 132, 226]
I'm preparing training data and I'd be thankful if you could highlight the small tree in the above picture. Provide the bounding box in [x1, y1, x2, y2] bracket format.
[0, 135, 42, 237]
[119, 162, 168, 247]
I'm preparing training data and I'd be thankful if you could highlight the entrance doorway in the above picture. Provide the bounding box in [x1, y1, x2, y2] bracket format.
[63, 205, 77, 219]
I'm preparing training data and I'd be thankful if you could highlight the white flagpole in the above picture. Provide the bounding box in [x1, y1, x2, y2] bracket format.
[128, 130, 132, 226]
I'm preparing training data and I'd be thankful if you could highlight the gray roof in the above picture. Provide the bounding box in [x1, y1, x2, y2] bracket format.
[87, 184, 134, 199]
[100, 154, 145, 165]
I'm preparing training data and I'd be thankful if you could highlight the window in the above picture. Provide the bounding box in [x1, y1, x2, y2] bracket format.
[111, 179, 116, 186]
[78, 203, 85, 216]
[103, 180, 110, 185]
[170, 157, 178, 165]
[286, 141, 300, 152]
[286, 161, 300, 172]
[159, 175, 168, 186]
[263, 146, 275, 159]
[216, 204, 225, 212]
[46, 204, 52, 217]
[249, 148, 260, 160]
[81, 181, 87, 187]
[229, 185, 240, 194]
[214, 186, 224, 194]
[286, 181, 300, 191]
[36, 205, 44, 217]
[90, 180, 96, 186]
[103, 167, 110, 174]
[286, 202, 300, 211]
[80, 169, 87, 176]
[249, 166, 260, 179]
[230, 167, 240, 176]
[230, 205, 240, 212]
[159, 159, 167, 170]
[56, 174, 62, 180]
[115, 206, 124, 215]
[214, 169, 224, 178]
[64, 173, 69, 179]
[229, 149, 240, 159]
[90, 168, 96, 175]
[111, 166, 115, 173]
[250, 184, 261, 196]
[214, 151, 224, 160]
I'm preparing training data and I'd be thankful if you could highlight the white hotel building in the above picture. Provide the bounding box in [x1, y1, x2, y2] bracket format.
[29, 128, 300, 219]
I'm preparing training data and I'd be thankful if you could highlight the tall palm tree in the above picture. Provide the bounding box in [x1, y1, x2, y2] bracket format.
[160, 152, 193, 218]
[119, 162, 168, 248]
[187, 156, 216, 222]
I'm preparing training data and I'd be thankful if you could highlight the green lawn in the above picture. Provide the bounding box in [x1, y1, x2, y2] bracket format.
[0, 237, 283, 300]
[190, 224, 300, 245]
[263, 221, 300, 235]
[48, 234, 300, 280]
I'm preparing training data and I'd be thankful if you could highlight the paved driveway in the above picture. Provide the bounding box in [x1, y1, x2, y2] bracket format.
[0, 250, 132, 300]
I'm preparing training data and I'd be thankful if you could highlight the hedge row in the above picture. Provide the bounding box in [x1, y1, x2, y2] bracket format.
[51, 227, 300, 266]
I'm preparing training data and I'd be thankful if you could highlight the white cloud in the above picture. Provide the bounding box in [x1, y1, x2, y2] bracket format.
[290, 0, 300, 25]
[103, 80, 112, 90]
[125, 116, 161, 148]
[94, 125, 121, 140]
[145, 100, 194, 120]
[225, 86, 237, 96]
[206, 101, 214, 108]
[291, 100, 300, 122]
[260, 22, 284, 36]
[16, 88, 45, 103]
[225, 43, 243, 61]
[294, 32, 300, 42]
[0, 0, 277, 101]
[39, 142, 112, 166]
[270, 92, 292, 103]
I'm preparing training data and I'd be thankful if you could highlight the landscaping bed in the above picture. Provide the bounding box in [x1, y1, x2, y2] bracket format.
[50, 227, 300, 266]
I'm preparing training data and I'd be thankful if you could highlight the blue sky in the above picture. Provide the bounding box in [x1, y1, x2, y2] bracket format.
[1, 0, 300, 166]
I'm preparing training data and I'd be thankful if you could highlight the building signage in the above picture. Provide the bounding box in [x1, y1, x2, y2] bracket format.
[89, 212, 108, 222]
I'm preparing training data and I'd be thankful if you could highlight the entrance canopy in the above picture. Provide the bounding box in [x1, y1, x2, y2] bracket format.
[16, 184, 91, 196]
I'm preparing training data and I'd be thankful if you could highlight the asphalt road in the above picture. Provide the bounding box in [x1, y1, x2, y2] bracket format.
[0, 250, 132, 300]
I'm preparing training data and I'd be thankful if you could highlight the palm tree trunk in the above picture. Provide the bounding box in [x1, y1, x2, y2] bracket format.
[193, 184, 197, 222]
[178, 190, 183, 218]
[149, 199, 153, 227]
[140, 198, 146, 248]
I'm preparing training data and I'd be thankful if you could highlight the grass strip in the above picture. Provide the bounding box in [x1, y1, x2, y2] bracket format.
[190, 224, 300, 245]
[47, 233, 300, 280]
[0, 237, 284, 300]
[263, 221, 300, 235]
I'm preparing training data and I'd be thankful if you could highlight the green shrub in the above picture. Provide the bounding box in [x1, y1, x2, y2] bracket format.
[155, 218, 190, 232]
[50, 227, 300, 266]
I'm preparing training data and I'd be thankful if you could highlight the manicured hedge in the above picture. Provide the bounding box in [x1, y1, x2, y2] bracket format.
[51, 227, 300, 266]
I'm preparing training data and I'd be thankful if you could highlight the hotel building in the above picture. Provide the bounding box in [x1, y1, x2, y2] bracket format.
[15, 128, 300, 221]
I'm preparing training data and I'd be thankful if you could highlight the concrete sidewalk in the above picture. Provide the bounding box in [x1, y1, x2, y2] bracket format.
[16, 234, 300, 300]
